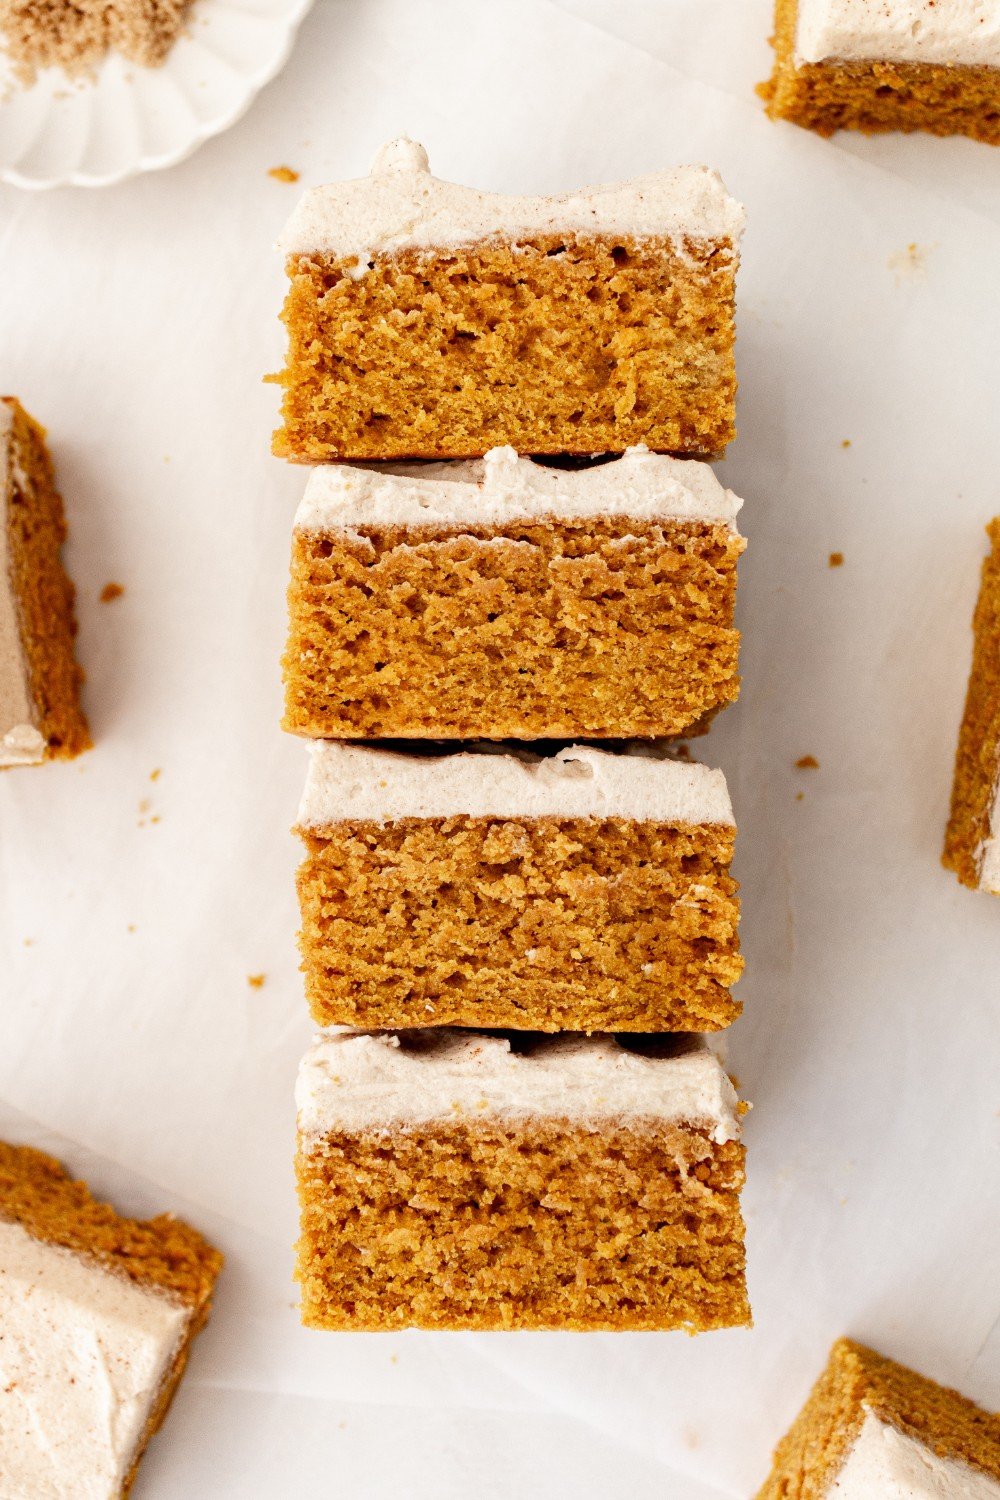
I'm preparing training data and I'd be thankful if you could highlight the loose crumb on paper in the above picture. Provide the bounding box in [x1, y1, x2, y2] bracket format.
[795, 755, 820, 770]
[100, 582, 124, 603]
[796, 791, 804, 802]
[247, 973, 266, 989]
[841, 439, 851, 449]
[150, 768, 161, 782]
[269, 165, 300, 183]
[829, 551, 844, 568]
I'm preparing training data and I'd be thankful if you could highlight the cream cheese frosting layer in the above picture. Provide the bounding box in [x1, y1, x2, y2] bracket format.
[0, 401, 44, 770]
[294, 445, 743, 535]
[795, 0, 1000, 68]
[297, 743, 734, 829]
[296, 1031, 743, 1141]
[0, 1218, 189, 1500]
[278, 137, 745, 264]
[828, 1408, 1000, 1498]
[977, 770, 1000, 894]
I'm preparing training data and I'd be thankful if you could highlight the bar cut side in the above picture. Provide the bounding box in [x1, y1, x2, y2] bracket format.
[1, 397, 90, 767]
[284, 446, 745, 741]
[756, 1337, 1000, 1497]
[296, 743, 743, 1033]
[0, 1140, 222, 1500]
[271, 138, 744, 461]
[295, 1030, 750, 1333]
[943, 518, 1000, 895]
[761, 0, 1000, 142]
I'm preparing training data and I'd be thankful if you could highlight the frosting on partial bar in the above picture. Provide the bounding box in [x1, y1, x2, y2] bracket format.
[795, 0, 1000, 67]
[0, 1218, 189, 1499]
[828, 1408, 1000, 1498]
[294, 446, 742, 535]
[978, 769, 1000, 895]
[0, 401, 44, 770]
[296, 1031, 743, 1141]
[297, 743, 734, 829]
[277, 137, 745, 265]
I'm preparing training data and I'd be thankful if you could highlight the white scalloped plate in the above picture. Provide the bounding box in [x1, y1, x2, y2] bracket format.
[0, 0, 313, 189]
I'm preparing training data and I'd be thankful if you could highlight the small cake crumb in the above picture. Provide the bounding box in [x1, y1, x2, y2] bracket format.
[795, 755, 820, 770]
[828, 552, 844, 568]
[150, 768, 161, 782]
[247, 974, 266, 989]
[99, 583, 125, 603]
[888, 242, 930, 282]
[841, 439, 851, 449]
[796, 791, 804, 802]
[269, 166, 300, 183]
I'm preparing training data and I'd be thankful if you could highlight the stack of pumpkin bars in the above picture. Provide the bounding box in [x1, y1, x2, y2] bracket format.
[271, 138, 751, 1333]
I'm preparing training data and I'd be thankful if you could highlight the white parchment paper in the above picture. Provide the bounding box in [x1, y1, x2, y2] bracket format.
[1, 1, 998, 1494]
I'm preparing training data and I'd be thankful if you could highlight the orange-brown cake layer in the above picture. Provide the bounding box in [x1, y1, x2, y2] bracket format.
[944, 518, 1000, 894]
[2, 397, 90, 765]
[756, 1338, 1000, 1497]
[285, 513, 742, 741]
[761, 0, 1000, 141]
[295, 1032, 750, 1333]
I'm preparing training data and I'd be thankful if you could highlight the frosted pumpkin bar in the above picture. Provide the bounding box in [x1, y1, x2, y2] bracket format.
[294, 742, 743, 1033]
[761, 0, 1000, 143]
[283, 445, 745, 741]
[271, 138, 744, 461]
[1, 397, 89, 767]
[295, 1029, 750, 1332]
[943, 517, 1000, 896]
[0, 1141, 222, 1499]
[756, 1337, 1000, 1497]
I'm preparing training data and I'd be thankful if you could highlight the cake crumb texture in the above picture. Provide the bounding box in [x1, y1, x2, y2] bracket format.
[296, 1120, 749, 1332]
[4, 398, 90, 763]
[297, 815, 742, 1031]
[0, 0, 193, 82]
[943, 518, 1000, 890]
[271, 234, 738, 461]
[756, 1338, 1000, 1497]
[284, 516, 743, 740]
[760, 0, 1000, 141]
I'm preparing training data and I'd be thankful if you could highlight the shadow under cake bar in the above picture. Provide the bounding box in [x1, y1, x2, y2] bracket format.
[283, 445, 745, 742]
[761, 0, 1000, 142]
[271, 137, 744, 462]
[0, 1141, 222, 1500]
[1, 398, 90, 768]
[756, 1337, 1000, 1497]
[295, 1029, 750, 1333]
[295, 742, 743, 1033]
[944, 518, 1000, 895]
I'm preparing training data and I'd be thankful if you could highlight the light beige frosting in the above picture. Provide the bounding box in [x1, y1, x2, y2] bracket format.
[277, 137, 745, 267]
[829, 1408, 1000, 1498]
[978, 770, 1000, 895]
[0, 402, 44, 769]
[795, 0, 1000, 67]
[0, 1219, 190, 1500]
[296, 1031, 743, 1141]
[294, 445, 743, 535]
[297, 742, 734, 829]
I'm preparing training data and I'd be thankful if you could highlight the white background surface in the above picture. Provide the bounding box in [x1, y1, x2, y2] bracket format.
[2, 2, 1000, 1495]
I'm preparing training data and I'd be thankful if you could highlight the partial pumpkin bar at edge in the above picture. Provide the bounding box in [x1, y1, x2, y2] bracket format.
[271, 138, 744, 461]
[295, 1029, 751, 1333]
[295, 742, 743, 1033]
[0, 1141, 222, 1500]
[761, 0, 1000, 142]
[284, 445, 745, 741]
[943, 517, 1000, 896]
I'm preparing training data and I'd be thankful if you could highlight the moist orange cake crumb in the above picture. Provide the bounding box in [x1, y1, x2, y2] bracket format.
[756, 1337, 1000, 1497]
[943, 517, 1000, 895]
[760, 0, 1000, 142]
[295, 1031, 750, 1333]
[1, 397, 90, 769]
[0, 1141, 222, 1499]
[295, 743, 743, 1034]
[270, 139, 744, 462]
[284, 448, 745, 741]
